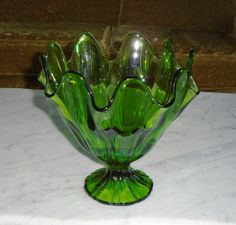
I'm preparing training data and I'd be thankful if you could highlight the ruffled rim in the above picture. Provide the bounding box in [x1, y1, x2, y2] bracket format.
[39, 32, 199, 112]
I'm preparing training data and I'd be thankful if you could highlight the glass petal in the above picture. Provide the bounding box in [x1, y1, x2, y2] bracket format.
[44, 41, 68, 94]
[53, 72, 109, 159]
[154, 39, 179, 105]
[115, 32, 158, 87]
[69, 33, 109, 108]
[141, 67, 199, 154]
[109, 78, 158, 136]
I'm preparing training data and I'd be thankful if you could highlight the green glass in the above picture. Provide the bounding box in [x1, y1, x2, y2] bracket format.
[38, 32, 199, 205]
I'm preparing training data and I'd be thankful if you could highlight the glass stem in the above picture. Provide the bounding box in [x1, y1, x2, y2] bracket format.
[106, 163, 131, 175]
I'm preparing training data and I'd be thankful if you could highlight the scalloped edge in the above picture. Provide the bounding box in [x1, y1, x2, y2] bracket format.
[49, 68, 198, 114]
[39, 32, 199, 112]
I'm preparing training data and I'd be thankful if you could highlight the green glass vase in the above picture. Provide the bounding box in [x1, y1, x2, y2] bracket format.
[38, 32, 199, 205]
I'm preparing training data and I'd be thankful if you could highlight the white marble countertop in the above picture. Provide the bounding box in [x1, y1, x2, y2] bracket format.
[0, 88, 236, 225]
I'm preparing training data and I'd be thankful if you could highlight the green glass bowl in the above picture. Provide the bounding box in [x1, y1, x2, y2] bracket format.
[38, 32, 199, 205]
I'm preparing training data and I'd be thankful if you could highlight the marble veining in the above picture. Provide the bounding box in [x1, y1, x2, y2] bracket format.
[0, 88, 236, 225]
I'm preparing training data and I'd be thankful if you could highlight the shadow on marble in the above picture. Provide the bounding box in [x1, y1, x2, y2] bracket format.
[32, 90, 102, 165]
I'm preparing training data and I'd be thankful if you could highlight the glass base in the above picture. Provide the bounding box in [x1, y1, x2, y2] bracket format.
[85, 167, 153, 205]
